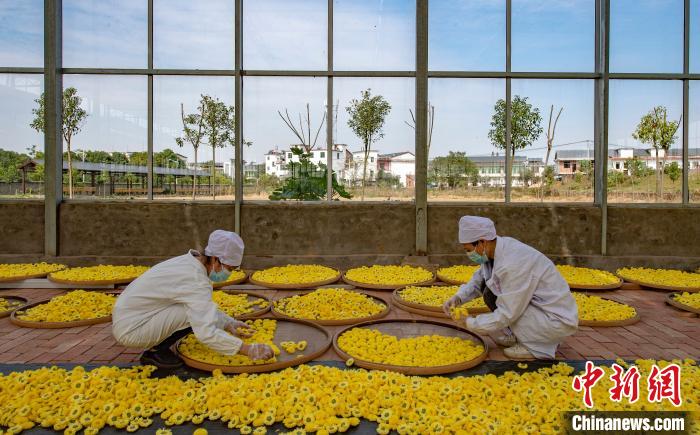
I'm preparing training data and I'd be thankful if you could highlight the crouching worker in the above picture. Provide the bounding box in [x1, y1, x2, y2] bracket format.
[112, 229, 274, 368]
[443, 216, 578, 360]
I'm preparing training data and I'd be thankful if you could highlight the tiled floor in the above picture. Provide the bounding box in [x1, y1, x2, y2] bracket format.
[0, 286, 698, 365]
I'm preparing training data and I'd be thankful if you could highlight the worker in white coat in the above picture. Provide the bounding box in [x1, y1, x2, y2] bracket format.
[112, 230, 274, 368]
[443, 216, 578, 360]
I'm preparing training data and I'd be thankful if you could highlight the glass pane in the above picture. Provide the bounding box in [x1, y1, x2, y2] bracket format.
[334, 0, 415, 71]
[511, 80, 594, 202]
[243, 77, 327, 200]
[154, 0, 235, 70]
[429, 0, 505, 71]
[0, 74, 44, 198]
[0, 0, 43, 67]
[334, 77, 415, 201]
[63, 0, 147, 68]
[610, 0, 683, 73]
[608, 80, 683, 203]
[154, 76, 235, 200]
[689, 81, 700, 202]
[692, 0, 700, 73]
[62, 75, 148, 199]
[512, 0, 594, 72]
[428, 79, 504, 202]
[244, 0, 327, 70]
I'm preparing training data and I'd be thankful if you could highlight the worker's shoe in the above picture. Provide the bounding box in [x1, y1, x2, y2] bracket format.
[140, 348, 183, 369]
[503, 344, 536, 361]
[492, 334, 517, 347]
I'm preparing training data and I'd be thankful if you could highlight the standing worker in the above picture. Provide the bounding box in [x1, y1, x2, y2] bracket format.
[112, 230, 273, 368]
[444, 216, 578, 360]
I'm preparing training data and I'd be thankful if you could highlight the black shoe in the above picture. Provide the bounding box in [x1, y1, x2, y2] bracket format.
[139, 348, 183, 369]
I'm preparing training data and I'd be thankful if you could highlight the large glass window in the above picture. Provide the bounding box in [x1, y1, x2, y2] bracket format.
[154, 76, 235, 201]
[610, 0, 683, 73]
[63, 0, 147, 68]
[154, 0, 234, 70]
[62, 75, 148, 199]
[429, 0, 505, 71]
[243, 77, 327, 200]
[511, 79, 594, 202]
[608, 80, 683, 203]
[334, 0, 415, 71]
[0, 0, 43, 67]
[428, 79, 504, 202]
[334, 78, 415, 201]
[244, 0, 327, 70]
[512, 0, 594, 72]
[0, 74, 44, 198]
[689, 81, 700, 203]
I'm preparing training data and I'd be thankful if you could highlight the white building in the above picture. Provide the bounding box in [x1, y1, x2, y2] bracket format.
[378, 152, 415, 187]
[265, 148, 287, 178]
[346, 150, 380, 185]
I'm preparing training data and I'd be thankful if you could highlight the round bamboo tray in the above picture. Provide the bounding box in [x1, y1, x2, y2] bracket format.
[392, 298, 450, 319]
[435, 270, 474, 286]
[0, 296, 28, 319]
[0, 266, 67, 283]
[665, 293, 700, 315]
[215, 290, 271, 319]
[616, 275, 700, 293]
[341, 271, 436, 291]
[271, 291, 390, 326]
[577, 296, 641, 327]
[212, 270, 250, 289]
[333, 319, 488, 375]
[568, 277, 623, 291]
[47, 273, 140, 286]
[176, 317, 331, 374]
[10, 291, 120, 329]
[249, 268, 341, 289]
[391, 290, 490, 317]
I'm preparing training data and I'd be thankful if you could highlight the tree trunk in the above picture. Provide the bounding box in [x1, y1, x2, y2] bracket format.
[66, 139, 73, 199]
[193, 148, 198, 200]
[660, 154, 667, 201]
[211, 146, 216, 200]
[362, 145, 369, 201]
[655, 152, 661, 201]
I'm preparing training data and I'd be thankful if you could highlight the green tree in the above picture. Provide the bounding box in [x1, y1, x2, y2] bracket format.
[376, 169, 401, 188]
[0, 149, 27, 183]
[632, 106, 681, 200]
[428, 151, 478, 188]
[488, 95, 543, 179]
[255, 173, 281, 195]
[665, 161, 681, 185]
[128, 152, 148, 166]
[175, 100, 206, 200]
[627, 157, 652, 180]
[346, 89, 391, 200]
[200, 95, 241, 200]
[269, 147, 351, 201]
[30, 87, 88, 199]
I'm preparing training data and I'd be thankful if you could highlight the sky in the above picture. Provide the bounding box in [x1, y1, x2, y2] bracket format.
[1, 0, 699, 166]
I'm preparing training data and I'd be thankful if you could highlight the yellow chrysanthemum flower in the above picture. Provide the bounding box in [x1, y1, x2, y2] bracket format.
[50, 265, 149, 283]
[274, 288, 385, 320]
[398, 285, 487, 310]
[212, 291, 268, 317]
[211, 270, 247, 286]
[345, 265, 433, 286]
[617, 267, 700, 289]
[0, 262, 66, 280]
[0, 298, 24, 312]
[15, 290, 116, 322]
[573, 293, 637, 322]
[436, 265, 479, 284]
[673, 292, 700, 309]
[556, 265, 620, 287]
[251, 265, 338, 285]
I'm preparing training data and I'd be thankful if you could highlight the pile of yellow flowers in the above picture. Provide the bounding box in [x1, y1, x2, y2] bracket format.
[280, 341, 308, 354]
[450, 306, 470, 321]
[15, 290, 116, 323]
[178, 319, 280, 366]
[397, 285, 488, 311]
[212, 270, 247, 285]
[0, 360, 697, 434]
[50, 265, 149, 283]
[0, 263, 65, 280]
[251, 265, 338, 285]
[617, 267, 700, 289]
[212, 291, 268, 317]
[345, 265, 433, 286]
[0, 298, 23, 312]
[274, 288, 385, 320]
[556, 265, 620, 287]
[572, 293, 637, 322]
[673, 292, 700, 309]
[337, 328, 484, 367]
[436, 265, 479, 284]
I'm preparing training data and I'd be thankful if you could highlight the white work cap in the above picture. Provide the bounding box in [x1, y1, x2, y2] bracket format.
[204, 230, 245, 267]
[458, 216, 497, 244]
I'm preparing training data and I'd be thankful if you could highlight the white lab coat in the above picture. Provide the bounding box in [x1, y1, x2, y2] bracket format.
[457, 236, 578, 359]
[112, 250, 243, 355]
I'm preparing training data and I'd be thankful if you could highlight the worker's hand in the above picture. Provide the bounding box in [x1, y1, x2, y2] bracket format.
[225, 320, 254, 338]
[442, 294, 463, 317]
[240, 343, 274, 361]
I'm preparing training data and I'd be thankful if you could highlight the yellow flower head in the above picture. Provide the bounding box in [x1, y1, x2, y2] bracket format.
[345, 265, 433, 286]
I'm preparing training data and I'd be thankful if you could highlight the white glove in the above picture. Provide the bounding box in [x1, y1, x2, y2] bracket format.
[442, 294, 463, 317]
[225, 319, 254, 338]
[241, 343, 274, 361]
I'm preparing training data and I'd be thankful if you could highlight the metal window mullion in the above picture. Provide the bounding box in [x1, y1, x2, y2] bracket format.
[594, 0, 602, 205]
[147, 0, 154, 200]
[600, 0, 610, 255]
[234, 0, 243, 233]
[683, 0, 690, 204]
[44, 0, 63, 257]
[415, 0, 428, 255]
[326, 0, 333, 201]
[504, 0, 512, 202]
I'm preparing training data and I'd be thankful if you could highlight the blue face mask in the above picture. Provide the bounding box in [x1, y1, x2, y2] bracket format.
[209, 267, 232, 282]
[467, 243, 489, 265]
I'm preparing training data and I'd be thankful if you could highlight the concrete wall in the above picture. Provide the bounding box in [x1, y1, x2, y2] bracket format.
[0, 201, 44, 255]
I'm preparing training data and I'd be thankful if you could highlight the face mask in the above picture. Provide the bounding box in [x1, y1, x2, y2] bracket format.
[467, 243, 489, 265]
[209, 266, 232, 282]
